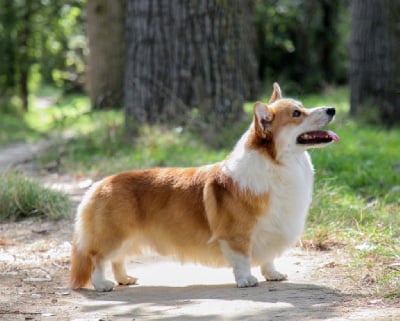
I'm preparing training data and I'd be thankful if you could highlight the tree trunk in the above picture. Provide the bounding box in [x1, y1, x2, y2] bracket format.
[124, 0, 191, 129]
[86, 0, 126, 109]
[319, 0, 341, 84]
[124, 0, 255, 137]
[189, 1, 245, 126]
[240, 0, 259, 100]
[18, 0, 33, 112]
[350, 0, 400, 125]
[1, 1, 17, 92]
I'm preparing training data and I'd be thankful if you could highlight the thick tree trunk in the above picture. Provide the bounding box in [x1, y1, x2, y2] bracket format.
[350, 0, 400, 125]
[124, 0, 255, 137]
[86, 0, 126, 109]
[189, 1, 245, 125]
[240, 0, 259, 100]
[124, 0, 191, 128]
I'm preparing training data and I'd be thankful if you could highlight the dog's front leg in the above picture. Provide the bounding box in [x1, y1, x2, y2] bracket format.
[219, 239, 258, 288]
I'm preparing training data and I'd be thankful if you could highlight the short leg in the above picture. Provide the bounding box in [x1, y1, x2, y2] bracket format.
[112, 259, 138, 285]
[92, 256, 115, 292]
[220, 240, 258, 288]
[261, 261, 287, 281]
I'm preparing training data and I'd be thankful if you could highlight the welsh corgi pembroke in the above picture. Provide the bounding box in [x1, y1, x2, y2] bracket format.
[70, 83, 339, 291]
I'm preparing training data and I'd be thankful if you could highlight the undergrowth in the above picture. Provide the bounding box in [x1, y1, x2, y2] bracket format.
[0, 171, 71, 221]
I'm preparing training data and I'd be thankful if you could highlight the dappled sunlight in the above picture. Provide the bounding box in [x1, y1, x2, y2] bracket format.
[74, 252, 342, 320]
[1, 0, 399, 318]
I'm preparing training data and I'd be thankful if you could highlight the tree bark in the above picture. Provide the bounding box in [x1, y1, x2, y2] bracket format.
[1, 1, 17, 92]
[319, 0, 341, 84]
[18, 0, 33, 112]
[86, 0, 126, 109]
[124, 0, 256, 137]
[350, 0, 400, 125]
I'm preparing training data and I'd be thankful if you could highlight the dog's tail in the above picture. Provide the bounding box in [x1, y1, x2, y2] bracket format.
[69, 238, 92, 289]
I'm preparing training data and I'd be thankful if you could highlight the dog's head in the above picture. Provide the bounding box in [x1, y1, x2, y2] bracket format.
[248, 83, 339, 160]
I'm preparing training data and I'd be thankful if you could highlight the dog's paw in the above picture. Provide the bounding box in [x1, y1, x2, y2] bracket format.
[93, 279, 115, 292]
[236, 275, 259, 288]
[263, 270, 288, 281]
[116, 275, 138, 285]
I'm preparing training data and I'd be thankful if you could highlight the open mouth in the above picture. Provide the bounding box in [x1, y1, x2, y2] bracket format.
[297, 130, 339, 145]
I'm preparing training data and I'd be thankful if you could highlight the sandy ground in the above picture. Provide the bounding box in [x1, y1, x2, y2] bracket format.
[0, 142, 399, 320]
[0, 217, 399, 321]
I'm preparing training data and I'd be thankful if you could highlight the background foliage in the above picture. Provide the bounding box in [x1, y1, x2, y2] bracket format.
[256, 0, 348, 92]
[0, 0, 86, 112]
[0, 0, 350, 113]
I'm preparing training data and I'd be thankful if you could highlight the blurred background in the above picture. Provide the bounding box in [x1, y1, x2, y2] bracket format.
[0, 0, 398, 136]
[0, 0, 399, 301]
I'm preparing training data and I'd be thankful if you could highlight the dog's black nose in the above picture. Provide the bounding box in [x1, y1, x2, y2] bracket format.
[326, 107, 336, 116]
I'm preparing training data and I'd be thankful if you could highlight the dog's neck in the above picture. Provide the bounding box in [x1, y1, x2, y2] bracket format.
[222, 128, 313, 195]
[221, 129, 271, 195]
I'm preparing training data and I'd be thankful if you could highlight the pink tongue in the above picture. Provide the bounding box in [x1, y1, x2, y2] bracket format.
[327, 130, 339, 142]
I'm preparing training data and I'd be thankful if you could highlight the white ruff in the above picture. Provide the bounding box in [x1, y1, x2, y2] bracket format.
[222, 127, 315, 263]
[251, 152, 314, 262]
[222, 129, 272, 195]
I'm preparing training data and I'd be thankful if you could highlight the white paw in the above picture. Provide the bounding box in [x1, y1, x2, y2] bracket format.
[236, 275, 259, 288]
[116, 275, 138, 285]
[264, 270, 287, 281]
[93, 279, 115, 292]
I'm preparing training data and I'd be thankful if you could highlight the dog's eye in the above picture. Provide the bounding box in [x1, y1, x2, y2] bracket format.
[292, 110, 302, 118]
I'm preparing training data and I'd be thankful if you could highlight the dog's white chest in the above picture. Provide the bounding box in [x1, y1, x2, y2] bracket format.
[251, 152, 314, 260]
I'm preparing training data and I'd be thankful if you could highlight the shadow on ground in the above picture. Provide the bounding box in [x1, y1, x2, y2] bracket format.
[75, 281, 342, 321]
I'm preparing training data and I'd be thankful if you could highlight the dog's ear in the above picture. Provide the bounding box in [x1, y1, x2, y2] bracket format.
[269, 82, 282, 104]
[254, 102, 273, 134]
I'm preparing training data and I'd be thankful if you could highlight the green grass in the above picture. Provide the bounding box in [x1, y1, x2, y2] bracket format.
[0, 86, 399, 299]
[296, 88, 399, 299]
[0, 90, 90, 147]
[0, 113, 44, 147]
[39, 120, 230, 177]
[0, 171, 72, 221]
[25, 92, 90, 133]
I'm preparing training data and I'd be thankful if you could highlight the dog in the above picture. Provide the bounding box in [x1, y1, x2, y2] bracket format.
[69, 83, 338, 291]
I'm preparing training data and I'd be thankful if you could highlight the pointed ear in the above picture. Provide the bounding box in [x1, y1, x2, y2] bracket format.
[268, 82, 282, 104]
[254, 102, 273, 133]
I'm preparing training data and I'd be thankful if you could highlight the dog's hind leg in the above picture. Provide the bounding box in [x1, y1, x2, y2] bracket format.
[112, 258, 138, 285]
[261, 260, 287, 281]
[92, 255, 115, 292]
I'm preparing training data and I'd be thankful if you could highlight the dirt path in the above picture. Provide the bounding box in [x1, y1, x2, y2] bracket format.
[1, 218, 399, 321]
[0, 142, 399, 320]
[0, 141, 52, 173]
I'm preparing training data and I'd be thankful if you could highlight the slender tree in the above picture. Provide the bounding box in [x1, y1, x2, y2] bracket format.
[350, 0, 400, 125]
[124, 0, 257, 137]
[318, 0, 342, 84]
[86, 0, 126, 109]
[0, 1, 17, 99]
[18, 0, 33, 111]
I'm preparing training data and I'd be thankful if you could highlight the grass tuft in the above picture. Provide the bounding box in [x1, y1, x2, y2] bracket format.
[0, 171, 72, 221]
